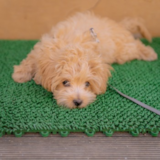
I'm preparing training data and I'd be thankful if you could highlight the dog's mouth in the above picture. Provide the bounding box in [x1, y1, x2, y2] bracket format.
[54, 87, 96, 109]
[55, 95, 96, 109]
[73, 99, 83, 108]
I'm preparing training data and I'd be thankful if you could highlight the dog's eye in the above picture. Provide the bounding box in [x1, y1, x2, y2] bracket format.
[85, 81, 90, 87]
[63, 80, 70, 87]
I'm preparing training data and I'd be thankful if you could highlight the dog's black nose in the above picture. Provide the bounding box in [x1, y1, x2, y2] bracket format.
[73, 99, 82, 107]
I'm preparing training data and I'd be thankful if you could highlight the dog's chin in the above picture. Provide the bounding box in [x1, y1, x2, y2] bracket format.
[53, 89, 96, 109]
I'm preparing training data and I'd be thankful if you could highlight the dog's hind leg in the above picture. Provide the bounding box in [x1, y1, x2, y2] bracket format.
[12, 49, 37, 83]
[136, 40, 157, 61]
[115, 40, 157, 64]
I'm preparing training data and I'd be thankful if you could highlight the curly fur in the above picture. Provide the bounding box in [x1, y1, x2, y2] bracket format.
[12, 12, 157, 108]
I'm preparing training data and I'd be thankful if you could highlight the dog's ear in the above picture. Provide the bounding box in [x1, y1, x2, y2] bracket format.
[38, 51, 63, 92]
[88, 59, 112, 95]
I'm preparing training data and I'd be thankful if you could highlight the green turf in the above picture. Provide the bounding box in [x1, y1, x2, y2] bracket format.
[0, 38, 160, 137]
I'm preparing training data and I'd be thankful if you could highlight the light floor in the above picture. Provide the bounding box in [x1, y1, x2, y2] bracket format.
[0, 132, 160, 160]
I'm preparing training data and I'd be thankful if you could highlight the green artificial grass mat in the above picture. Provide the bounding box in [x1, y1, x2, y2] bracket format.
[0, 38, 160, 137]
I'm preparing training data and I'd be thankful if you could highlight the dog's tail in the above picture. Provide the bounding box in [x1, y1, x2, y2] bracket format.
[119, 17, 152, 42]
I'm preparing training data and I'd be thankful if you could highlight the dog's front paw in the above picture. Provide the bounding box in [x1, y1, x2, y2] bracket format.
[12, 65, 32, 83]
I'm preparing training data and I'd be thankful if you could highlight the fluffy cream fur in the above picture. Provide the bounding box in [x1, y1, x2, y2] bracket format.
[12, 12, 157, 108]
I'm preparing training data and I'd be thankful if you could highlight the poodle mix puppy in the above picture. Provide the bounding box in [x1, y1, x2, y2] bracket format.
[12, 12, 157, 109]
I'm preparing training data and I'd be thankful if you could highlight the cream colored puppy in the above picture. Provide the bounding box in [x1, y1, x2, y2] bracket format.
[12, 12, 157, 108]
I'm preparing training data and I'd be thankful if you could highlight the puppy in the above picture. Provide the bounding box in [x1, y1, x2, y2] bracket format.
[12, 12, 157, 109]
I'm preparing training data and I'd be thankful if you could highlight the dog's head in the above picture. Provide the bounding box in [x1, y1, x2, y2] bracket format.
[39, 44, 111, 109]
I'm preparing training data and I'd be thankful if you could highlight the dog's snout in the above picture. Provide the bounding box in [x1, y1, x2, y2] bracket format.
[73, 99, 82, 107]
